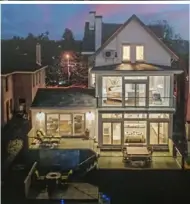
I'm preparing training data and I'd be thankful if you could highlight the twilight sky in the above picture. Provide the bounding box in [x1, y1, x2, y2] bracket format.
[1, 4, 189, 40]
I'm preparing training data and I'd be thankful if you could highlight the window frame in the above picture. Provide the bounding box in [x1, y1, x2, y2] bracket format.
[136, 45, 145, 61]
[122, 44, 131, 62]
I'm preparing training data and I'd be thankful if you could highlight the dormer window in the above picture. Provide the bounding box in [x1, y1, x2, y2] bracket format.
[136, 45, 144, 61]
[122, 45, 130, 61]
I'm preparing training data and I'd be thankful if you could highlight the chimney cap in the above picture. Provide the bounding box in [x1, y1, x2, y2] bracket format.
[89, 11, 96, 14]
[95, 15, 102, 18]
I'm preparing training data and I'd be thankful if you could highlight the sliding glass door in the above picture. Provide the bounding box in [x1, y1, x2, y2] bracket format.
[102, 122, 121, 145]
[125, 83, 146, 106]
[149, 122, 169, 145]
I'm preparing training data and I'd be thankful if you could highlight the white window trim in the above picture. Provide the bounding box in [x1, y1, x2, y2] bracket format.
[122, 45, 131, 61]
[136, 45, 144, 61]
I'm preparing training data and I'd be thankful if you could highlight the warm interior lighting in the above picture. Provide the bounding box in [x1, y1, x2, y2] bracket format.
[122, 45, 130, 61]
[136, 45, 144, 61]
[66, 54, 70, 59]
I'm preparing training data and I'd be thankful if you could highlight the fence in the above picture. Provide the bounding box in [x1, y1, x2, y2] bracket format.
[24, 162, 37, 197]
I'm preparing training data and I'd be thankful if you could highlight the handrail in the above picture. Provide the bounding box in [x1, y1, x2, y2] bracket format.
[77, 154, 97, 168]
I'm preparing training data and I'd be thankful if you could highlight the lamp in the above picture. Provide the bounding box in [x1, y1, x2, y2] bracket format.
[86, 111, 95, 121]
[36, 112, 45, 121]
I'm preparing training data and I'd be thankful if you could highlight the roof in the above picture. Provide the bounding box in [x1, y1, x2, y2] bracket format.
[31, 88, 96, 108]
[82, 14, 178, 60]
[1, 40, 45, 75]
[91, 62, 183, 73]
[1, 54, 43, 75]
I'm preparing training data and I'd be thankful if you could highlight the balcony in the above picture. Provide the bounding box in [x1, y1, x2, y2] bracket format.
[97, 96, 176, 109]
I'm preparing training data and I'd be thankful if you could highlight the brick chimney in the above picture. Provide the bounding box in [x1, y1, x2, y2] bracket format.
[36, 43, 41, 66]
[95, 15, 102, 51]
[89, 11, 96, 31]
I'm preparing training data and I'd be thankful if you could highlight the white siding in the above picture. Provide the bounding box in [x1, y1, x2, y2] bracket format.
[95, 18, 171, 67]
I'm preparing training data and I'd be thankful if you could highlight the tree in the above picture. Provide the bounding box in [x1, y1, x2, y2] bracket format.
[62, 28, 75, 50]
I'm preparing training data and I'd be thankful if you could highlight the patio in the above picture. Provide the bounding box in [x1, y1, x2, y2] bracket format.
[98, 151, 181, 170]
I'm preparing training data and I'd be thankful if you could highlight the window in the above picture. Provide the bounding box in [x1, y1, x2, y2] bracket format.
[122, 45, 130, 61]
[149, 76, 170, 106]
[124, 121, 146, 145]
[91, 74, 95, 87]
[136, 45, 144, 61]
[73, 114, 85, 135]
[59, 114, 72, 135]
[125, 83, 146, 106]
[46, 114, 59, 136]
[124, 113, 147, 119]
[150, 122, 168, 145]
[102, 77, 122, 106]
[5, 77, 8, 92]
[102, 113, 122, 119]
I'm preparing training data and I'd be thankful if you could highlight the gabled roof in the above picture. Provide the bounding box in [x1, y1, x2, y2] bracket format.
[82, 14, 178, 60]
[95, 15, 178, 60]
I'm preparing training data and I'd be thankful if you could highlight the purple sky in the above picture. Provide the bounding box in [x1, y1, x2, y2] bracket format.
[1, 4, 189, 40]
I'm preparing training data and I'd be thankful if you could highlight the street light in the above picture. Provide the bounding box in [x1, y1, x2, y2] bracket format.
[66, 54, 70, 83]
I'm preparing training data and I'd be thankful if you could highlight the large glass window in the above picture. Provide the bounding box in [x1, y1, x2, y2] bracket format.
[149, 122, 168, 145]
[102, 77, 122, 106]
[102, 122, 121, 145]
[73, 114, 85, 135]
[136, 45, 144, 61]
[125, 83, 146, 106]
[149, 76, 170, 106]
[124, 121, 146, 145]
[46, 114, 59, 136]
[122, 45, 130, 61]
[59, 114, 72, 135]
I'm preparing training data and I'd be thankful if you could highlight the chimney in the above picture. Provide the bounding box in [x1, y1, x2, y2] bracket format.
[95, 15, 102, 51]
[36, 43, 41, 66]
[89, 11, 96, 30]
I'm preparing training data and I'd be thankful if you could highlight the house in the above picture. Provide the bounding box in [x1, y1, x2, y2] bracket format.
[28, 13, 183, 155]
[1, 43, 47, 126]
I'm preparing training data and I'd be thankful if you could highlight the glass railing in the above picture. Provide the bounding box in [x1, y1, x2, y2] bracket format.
[98, 153, 182, 169]
[98, 96, 176, 108]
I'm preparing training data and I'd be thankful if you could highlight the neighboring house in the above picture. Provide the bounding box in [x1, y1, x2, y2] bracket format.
[28, 13, 183, 155]
[1, 43, 47, 126]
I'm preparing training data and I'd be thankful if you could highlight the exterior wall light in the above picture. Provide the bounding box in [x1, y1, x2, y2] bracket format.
[36, 112, 45, 121]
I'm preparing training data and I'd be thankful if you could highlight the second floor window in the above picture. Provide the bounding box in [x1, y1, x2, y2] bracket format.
[136, 45, 144, 61]
[5, 77, 8, 92]
[122, 45, 130, 61]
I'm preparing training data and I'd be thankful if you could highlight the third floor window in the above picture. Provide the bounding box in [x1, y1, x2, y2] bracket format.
[122, 45, 130, 61]
[136, 45, 144, 61]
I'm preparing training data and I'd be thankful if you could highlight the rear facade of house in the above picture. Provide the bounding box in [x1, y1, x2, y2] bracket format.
[85, 12, 182, 151]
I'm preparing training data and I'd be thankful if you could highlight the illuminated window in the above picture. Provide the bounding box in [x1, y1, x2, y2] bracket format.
[122, 45, 130, 61]
[91, 74, 95, 86]
[136, 45, 144, 61]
